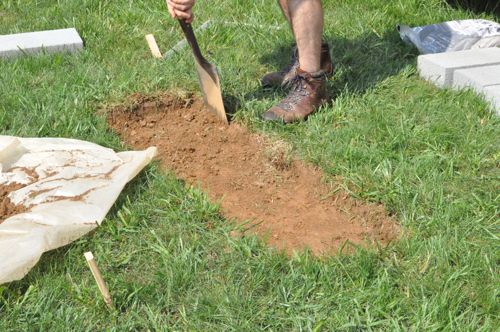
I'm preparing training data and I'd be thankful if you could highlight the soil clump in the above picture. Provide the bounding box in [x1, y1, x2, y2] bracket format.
[107, 94, 399, 254]
[0, 182, 29, 223]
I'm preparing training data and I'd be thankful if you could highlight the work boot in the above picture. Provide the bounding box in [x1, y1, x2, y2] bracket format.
[261, 42, 333, 88]
[262, 68, 327, 123]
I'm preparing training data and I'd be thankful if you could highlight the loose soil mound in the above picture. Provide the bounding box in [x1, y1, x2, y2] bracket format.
[108, 94, 399, 254]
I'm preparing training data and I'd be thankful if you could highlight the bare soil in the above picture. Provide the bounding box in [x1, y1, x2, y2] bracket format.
[0, 182, 29, 223]
[0, 161, 116, 224]
[107, 94, 399, 255]
[0, 167, 40, 223]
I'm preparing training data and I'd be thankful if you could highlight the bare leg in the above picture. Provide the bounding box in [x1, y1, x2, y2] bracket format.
[277, 0, 292, 30]
[262, 0, 326, 88]
[288, 0, 323, 73]
[262, 0, 328, 122]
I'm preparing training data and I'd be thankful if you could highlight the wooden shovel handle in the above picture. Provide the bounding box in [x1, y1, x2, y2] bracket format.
[178, 20, 206, 65]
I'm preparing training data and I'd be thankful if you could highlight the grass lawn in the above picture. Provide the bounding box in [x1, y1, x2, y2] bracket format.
[1, 0, 499, 330]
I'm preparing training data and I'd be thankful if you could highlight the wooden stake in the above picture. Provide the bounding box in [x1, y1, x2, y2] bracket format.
[145, 34, 162, 58]
[84, 251, 113, 309]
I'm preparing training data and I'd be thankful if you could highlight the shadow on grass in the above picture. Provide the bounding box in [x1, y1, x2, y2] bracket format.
[446, 0, 500, 17]
[223, 94, 241, 123]
[245, 29, 417, 105]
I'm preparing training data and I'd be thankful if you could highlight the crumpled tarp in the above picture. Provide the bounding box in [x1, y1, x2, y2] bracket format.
[398, 19, 500, 54]
[0, 136, 156, 284]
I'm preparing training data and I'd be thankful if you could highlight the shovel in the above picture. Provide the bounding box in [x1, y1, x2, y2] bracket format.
[178, 20, 228, 124]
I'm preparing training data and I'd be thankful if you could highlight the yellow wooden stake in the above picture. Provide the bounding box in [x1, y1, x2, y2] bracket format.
[84, 251, 113, 309]
[145, 34, 162, 58]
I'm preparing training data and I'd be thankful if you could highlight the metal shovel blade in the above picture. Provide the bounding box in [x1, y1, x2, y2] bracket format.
[193, 59, 227, 124]
[178, 20, 228, 124]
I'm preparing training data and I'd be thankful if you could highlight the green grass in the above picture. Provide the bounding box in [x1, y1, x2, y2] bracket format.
[1, 0, 499, 330]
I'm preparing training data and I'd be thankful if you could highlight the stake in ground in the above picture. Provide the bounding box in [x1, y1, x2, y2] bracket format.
[0, 0, 498, 330]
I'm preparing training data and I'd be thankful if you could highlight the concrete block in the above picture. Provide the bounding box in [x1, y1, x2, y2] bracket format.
[417, 47, 500, 87]
[0, 28, 83, 59]
[483, 85, 500, 115]
[454, 65, 500, 91]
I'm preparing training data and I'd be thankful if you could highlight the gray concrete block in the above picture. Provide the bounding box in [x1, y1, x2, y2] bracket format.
[0, 28, 83, 59]
[483, 85, 500, 115]
[417, 47, 500, 87]
[454, 65, 500, 91]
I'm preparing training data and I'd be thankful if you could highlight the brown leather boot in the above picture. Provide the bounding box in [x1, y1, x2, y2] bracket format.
[262, 68, 327, 123]
[261, 43, 333, 88]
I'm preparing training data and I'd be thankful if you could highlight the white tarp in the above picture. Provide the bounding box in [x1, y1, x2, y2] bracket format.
[398, 19, 500, 54]
[0, 136, 156, 284]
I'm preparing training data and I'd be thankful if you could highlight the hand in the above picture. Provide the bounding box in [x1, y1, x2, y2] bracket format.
[166, 0, 195, 23]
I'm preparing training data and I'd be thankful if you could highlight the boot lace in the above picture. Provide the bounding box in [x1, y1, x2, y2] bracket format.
[278, 74, 310, 112]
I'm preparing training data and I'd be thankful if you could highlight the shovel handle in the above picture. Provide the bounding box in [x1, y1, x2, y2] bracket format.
[178, 20, 206, 64]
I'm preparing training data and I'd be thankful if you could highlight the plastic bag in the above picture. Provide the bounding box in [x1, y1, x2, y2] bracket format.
[0, 136, 156, 284]
[398, 19, 500, 54]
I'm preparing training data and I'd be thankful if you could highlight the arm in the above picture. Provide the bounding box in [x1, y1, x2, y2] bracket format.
[166, 0, 196, 23]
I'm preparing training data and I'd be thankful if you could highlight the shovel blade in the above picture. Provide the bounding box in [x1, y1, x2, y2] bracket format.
[194, 60, 228, 124]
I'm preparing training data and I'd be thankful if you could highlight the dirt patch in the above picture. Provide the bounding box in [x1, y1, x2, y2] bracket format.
[0, 158, 124, 224]
[107, 94, 399, 255]
[0, 182, 29, 223]
[0, 167, 40, 223]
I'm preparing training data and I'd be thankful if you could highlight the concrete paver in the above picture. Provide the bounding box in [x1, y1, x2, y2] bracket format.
[483, 85, 500, 114]
[418, 47, 500, 87]
[0, 28, 83, 58]
[418, 47, 500, 114]
[454, 65, 500, 91]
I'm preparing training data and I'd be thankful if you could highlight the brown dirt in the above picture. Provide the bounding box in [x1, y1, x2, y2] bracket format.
[0, 167, 39, 224]
[1, 166, 40, 223]
[0, 182, 30, 223]
[107, 94, 399, 255]
[0, 162, 113, 224]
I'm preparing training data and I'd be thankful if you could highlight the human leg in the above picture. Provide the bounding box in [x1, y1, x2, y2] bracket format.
[278, 0, 292, 29]
[288, 0, 323, 73]
[261, 0, 331, 89]
[262, 0, 328, 123]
